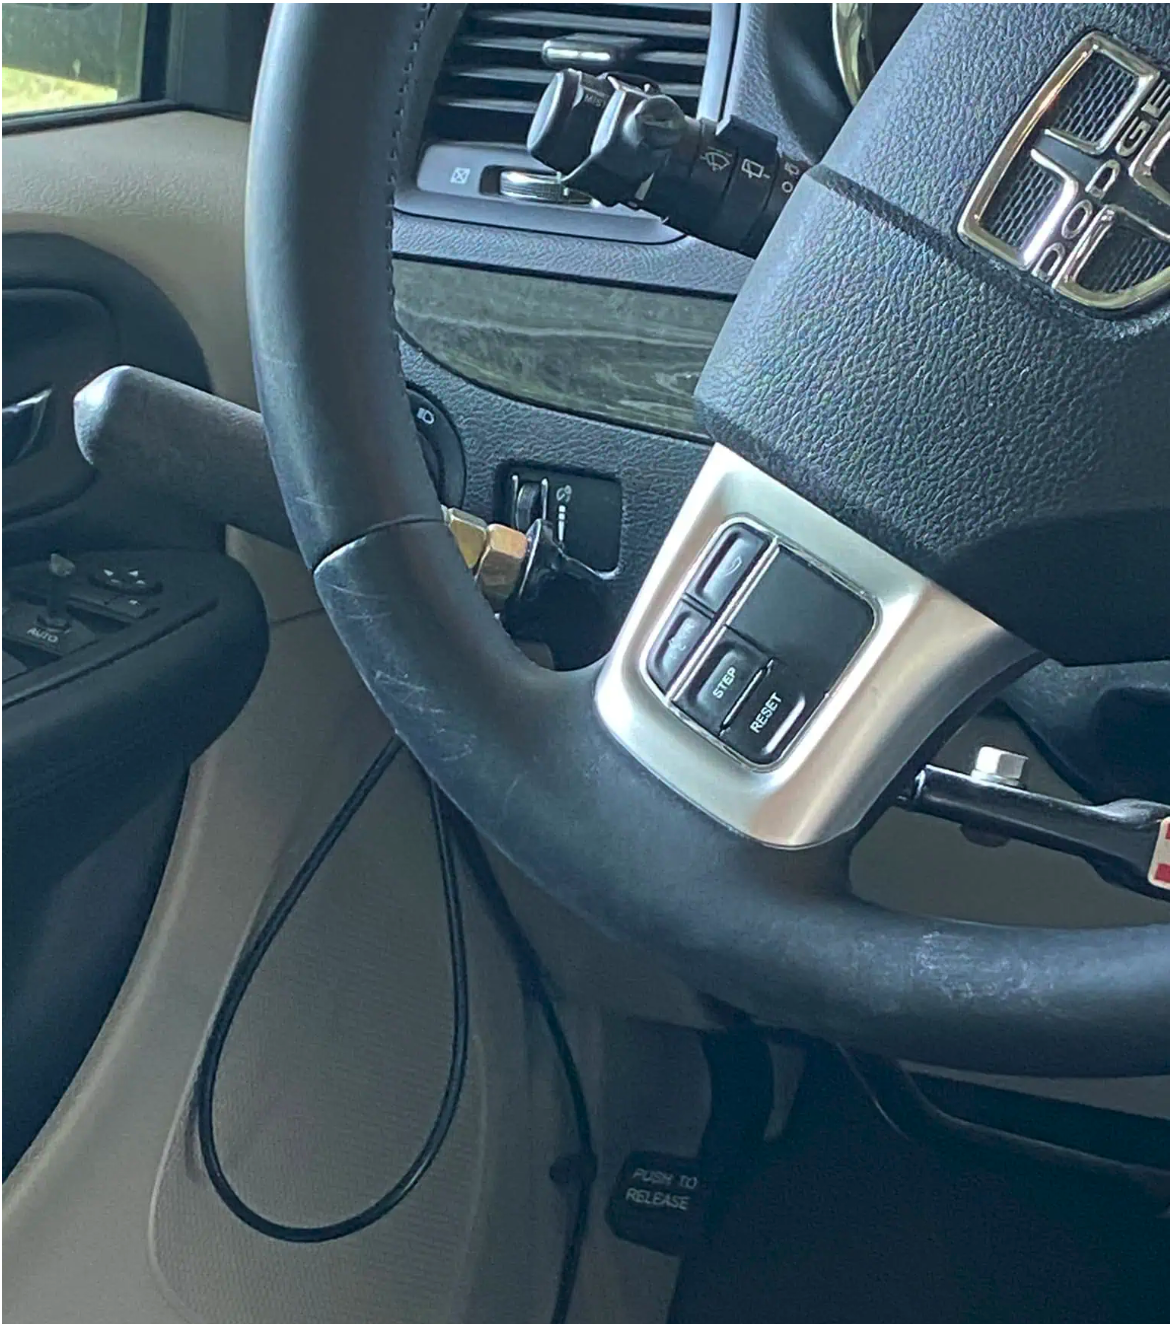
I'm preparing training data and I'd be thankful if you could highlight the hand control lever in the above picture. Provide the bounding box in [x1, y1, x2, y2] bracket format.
[74, 367, 605, 624]
[901, 755, 1170, 901]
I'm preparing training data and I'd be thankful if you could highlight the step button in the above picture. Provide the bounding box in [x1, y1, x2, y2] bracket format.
[676, 630, 765, 734]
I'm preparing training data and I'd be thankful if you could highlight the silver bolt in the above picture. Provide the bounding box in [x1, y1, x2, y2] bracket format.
[970, 746, 1028, 789]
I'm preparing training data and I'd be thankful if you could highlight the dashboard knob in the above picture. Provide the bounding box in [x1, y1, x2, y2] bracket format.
[527, 69, 612, 176]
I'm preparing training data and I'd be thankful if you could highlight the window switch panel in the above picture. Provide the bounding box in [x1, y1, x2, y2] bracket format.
[3, 601, 97, 658]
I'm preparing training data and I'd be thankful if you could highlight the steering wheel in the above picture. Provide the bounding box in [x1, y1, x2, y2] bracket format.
[247, 5, 1170, 1077]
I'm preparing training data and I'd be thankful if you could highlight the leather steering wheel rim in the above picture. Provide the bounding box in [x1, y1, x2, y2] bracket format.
[248, 3, 1170, 1076]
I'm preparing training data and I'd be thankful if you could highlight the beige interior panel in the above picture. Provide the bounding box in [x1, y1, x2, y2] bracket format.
[149, 737, 557, 1324]
[3, 111, 255, 408]
[4, 595, 705, 1324]
[4, 616, 582, 1324]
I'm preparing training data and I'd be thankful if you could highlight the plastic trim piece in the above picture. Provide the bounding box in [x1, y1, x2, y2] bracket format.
[595, 445, 1037, 848]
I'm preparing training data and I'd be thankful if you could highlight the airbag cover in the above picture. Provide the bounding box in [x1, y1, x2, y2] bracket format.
[695, 4, 1170, 665]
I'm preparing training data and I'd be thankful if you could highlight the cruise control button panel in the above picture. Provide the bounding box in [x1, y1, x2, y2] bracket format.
[597, 444, 1036, 847]
[642, 518, 875, 769]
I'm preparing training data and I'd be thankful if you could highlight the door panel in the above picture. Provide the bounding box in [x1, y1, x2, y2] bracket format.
[3, 158, 266, 1167]
[4, 287, 111, 518]
[3, 230, 218, 552]
[3, 111, 255, 407]
[3, 778, 186, 1171]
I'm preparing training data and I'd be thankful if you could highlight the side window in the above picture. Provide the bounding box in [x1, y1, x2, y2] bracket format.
[2, 3, 150, 118]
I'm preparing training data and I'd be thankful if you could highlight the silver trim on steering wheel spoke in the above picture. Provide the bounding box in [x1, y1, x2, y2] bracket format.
[595, 445, 1037, 849]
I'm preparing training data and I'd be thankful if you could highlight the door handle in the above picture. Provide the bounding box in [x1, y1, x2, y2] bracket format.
[3, 387, 52, 466]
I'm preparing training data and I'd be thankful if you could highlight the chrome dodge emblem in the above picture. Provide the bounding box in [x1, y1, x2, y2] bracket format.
[959, 32, 1170, 313]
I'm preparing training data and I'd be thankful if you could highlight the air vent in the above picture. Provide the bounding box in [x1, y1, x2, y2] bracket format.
[429, 4, 714, 147]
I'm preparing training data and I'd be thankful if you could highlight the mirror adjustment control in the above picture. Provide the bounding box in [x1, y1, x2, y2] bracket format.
[647, 601, 711, 693]
[90, 564, 162, 596]
[407, 386, 466, 505]
[686, 523, 768, 614]
[676, 630, 765, 734]
[720, 663, 808, 765]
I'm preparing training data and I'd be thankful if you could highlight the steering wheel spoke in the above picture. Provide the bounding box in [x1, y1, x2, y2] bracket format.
[597, 445, 1036, 848]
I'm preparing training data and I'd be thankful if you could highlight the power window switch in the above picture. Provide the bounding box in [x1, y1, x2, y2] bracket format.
[2, 601, 96, 658]
[67, 583, 120, 613]
[101, 595, 157, 622]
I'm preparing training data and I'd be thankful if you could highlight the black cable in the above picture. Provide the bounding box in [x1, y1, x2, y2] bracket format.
[195, 737, 469, 1243]
[194, 736, 595, 1324]
[443, 805, 597, 1324]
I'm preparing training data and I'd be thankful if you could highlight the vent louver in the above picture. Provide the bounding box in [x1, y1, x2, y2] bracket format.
[428, 4, 713, 147]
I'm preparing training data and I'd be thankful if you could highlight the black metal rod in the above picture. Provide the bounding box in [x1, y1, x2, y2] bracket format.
[902, 765, 1168, 900]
